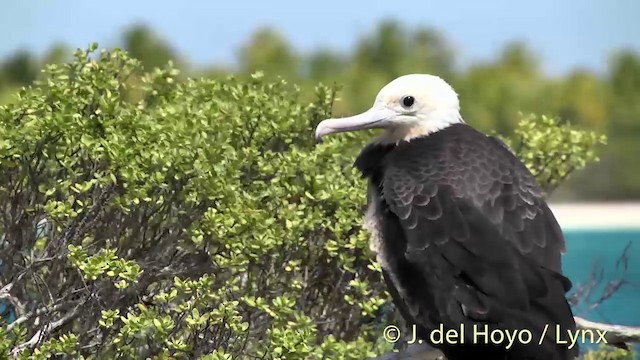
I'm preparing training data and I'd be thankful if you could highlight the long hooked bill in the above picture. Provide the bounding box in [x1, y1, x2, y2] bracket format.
[314, 107, 395, 142]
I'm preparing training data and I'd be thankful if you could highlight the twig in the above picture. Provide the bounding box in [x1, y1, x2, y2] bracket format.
[6, 302, 67, 332]
[10, 304, 81, 356]
[575, 316, 640, 350]
[367, 317, 640, 360]
[0, 282, 25, 317]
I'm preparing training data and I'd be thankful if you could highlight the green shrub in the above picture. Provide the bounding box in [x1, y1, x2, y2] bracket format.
[583, 345, 636, 360]
[0, 45, 611, 359]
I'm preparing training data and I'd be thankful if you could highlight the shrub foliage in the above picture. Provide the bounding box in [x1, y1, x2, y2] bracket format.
[0, 46, 606, 359]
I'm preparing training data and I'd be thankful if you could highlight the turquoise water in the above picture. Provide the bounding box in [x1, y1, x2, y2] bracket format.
[563, 228, 640, 356]
[563, 229, 640, 325]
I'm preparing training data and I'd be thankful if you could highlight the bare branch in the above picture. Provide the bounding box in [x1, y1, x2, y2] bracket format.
[10, 304, 81, 356]
[367, 317, 640, 360]
[575, 316, 640, 350]
[6, 302, 68, 332]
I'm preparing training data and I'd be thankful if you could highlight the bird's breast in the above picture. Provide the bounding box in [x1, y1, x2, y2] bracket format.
[364, 184, 390, 270]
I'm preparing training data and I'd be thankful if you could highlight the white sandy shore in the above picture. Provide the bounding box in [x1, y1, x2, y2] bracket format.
[549, 202, 640, 230]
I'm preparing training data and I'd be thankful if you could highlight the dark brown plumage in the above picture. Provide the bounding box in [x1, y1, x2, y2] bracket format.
[356, 123, 578, 360]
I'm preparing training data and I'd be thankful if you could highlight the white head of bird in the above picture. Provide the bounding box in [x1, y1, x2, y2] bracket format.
[314, 74, 464, 144]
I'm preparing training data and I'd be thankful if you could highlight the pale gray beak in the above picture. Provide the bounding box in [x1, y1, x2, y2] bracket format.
[314, 107, 396, 142]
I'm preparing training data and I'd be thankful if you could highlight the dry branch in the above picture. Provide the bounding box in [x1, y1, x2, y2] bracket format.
[10, 304, 80, 356]
[575, 316, 640, 350]
[368, 317, 640, 360]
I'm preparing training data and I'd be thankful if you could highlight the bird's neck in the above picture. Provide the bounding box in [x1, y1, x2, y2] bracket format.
[354, 142, 397, 180]
[373, 108, 464, 145]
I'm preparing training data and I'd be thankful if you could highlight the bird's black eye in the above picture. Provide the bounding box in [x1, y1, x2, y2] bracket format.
[402, 96, 415, 108]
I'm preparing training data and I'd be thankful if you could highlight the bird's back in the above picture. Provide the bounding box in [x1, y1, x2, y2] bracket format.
[356, 123, 578, 360]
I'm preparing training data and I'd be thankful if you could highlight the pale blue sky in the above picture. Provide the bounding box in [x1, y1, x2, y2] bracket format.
[1, 0, 639, 75]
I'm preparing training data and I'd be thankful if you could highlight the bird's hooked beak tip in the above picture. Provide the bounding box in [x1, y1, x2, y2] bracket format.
[314, 120, 333, 144]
